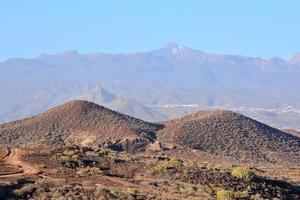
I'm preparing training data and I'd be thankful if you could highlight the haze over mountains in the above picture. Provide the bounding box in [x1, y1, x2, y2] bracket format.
[1, 43, 300, 129]
[76, 84, 168, 122]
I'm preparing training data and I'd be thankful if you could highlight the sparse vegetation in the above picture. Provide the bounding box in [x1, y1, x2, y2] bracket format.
[159, 110, 300, 164]
[85, 150, 98, 157]
[1, 101, 300, 200]
[109, 188, 119, 198]
[126, 188, 138, 195]
[57, 151, 80, 162]
[154, 157, 183, 172]
[76, 166, 102, 175]
[216, 189, 235, 200]
[119, 152, 134, 162]
[185, 160, 200, 170]
[1, 145, 300, 200]
[231, 167, 255, 181]
[0, 100, 163, 149]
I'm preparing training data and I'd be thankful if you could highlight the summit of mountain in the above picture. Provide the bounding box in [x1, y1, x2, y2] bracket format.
[0, 100, 163, 149]
[158, 110, 300, 164]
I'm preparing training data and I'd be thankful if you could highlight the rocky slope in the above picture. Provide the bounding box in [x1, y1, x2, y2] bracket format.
[0, 100, 163, 150]
[1, 101, 300, 164]
[158, 110, 300, 164]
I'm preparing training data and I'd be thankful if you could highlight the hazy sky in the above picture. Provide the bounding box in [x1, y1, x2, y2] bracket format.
[0, 1, 299, 61]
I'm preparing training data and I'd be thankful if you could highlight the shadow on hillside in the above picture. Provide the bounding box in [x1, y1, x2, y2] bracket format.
[254, 177, 300, 198]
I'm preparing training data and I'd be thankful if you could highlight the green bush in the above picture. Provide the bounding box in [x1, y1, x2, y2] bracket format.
[201, 161, 209, 168]
[127, 188, 138, 195]
[110, 188, 119, 198]
[76, 167, 90, 175]
[57, 150, 80, 163]
[155, 158, 183, 172]
[85, 151, 98, 157]
[76, 166, 102, 175]
[217, 189, 235, 200]
[185, 161, 200, 170]
[231, 167, 254, 181]
[71, 154, 79, 161]
[58, 154, 79, 162]
[120, 153, 134, 162]
[59, 155, 72, 162]
[90, 166, 101, 174]
[63, 150, 76, 157]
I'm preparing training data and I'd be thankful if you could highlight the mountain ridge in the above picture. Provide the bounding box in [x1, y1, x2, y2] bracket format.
[1, 43, 300, 129]
[2, 42, 297, 63]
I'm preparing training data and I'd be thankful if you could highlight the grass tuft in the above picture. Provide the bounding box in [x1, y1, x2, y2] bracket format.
[231, 167, 254, 181]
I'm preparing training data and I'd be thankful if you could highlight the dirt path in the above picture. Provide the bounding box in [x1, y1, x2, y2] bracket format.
[0, 148, 10, 160]
[0, 148, 39, 178]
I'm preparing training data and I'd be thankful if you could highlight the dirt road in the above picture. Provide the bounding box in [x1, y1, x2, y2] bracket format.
[0, 148, 39, 178]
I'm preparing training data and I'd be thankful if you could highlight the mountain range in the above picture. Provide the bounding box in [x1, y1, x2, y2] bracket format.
[76, 84, 167, 122]
[1, 43, 300, 129]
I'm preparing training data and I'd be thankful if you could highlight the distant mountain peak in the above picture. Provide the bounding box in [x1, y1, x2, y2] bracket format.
[77, 86, 168, 122]
[81, 84, 116, 104]
[151, 42, 201, 57]
[163, 42, 185, 53]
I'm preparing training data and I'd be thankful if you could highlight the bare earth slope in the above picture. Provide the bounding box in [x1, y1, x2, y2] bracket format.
[0, 100, 163, 147]
[158, 110, 300, 164]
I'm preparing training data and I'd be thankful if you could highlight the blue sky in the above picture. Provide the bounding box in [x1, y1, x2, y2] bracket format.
[0, 0, 299, 61]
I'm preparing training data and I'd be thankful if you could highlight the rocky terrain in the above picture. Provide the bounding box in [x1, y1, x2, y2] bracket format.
[158, 110, 300, 165]
[1, 100, 300, 166]
[1, 101, 300, 199]
[0, 146, 299, 200]
[0, 100, 163, 151]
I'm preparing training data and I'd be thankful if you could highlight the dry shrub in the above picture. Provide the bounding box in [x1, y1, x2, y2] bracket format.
[231, 167, 254, 181]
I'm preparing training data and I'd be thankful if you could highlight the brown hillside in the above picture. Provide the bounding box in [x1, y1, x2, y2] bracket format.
[157, 110, 300, 164]
[1, 102, 300, 164]
[0, 100, 163, 148]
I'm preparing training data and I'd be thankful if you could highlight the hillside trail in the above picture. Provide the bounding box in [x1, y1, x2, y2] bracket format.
[0, 148, 185, 197]
[0, 148, 40, 178]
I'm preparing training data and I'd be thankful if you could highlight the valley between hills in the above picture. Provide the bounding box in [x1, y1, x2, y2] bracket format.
[0, 100, 300, 199]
